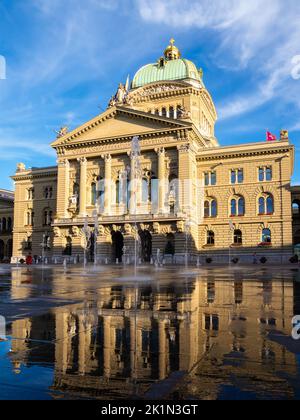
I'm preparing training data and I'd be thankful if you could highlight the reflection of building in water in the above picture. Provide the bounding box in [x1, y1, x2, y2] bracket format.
[9, 275, 298, 398]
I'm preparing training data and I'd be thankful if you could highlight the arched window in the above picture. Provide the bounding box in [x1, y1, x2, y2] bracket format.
[63, 237, 72, 256]
[294, 229, 300, 246]
[292, 200, 300, 216]
[231, 199, 237, 216]
[142, 178, 149, 203]
[26, 211, 34, 226]
[211, 200, 217, 217]
[259, 197, 265, 215]
[161, 107, 167, 117]
[234, 230, 243, 245]
[207, 231, 215, 245]
[266, 195, 274, 214]
[24, 236, 32, 251]
[115, 180, 120, 205]
[91, 183, 97, 205]
[44, 186, 53, 199]
[231, 197, 245, 216]
[43, 210, 53, 226]
[96, 177, 105, 210]
[165, 233, 175, 255]
[204, 200, 217, 218]
[169, 106, 174, 118]
[238, 197, 245, 216]
[73, 182, 79, 196]
[27, 188, 34, 200]
[262, 228, 272, 243]
[204, 201, 210, 218]
[258, 194, 274, 215]
[155, 109, 159, 116]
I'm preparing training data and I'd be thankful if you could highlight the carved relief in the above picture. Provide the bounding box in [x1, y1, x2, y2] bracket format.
[153, 222, 161, 234]
[176, 220, 185, 233]
[53, 227, 61, 238]
[124, 224, 132, 235]
[71, 226, 80, 237]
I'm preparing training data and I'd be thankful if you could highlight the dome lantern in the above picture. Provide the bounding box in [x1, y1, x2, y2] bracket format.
[164, 38, 181, 61]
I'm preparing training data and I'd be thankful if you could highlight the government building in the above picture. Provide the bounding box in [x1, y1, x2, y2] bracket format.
[5, 40, 300, 264]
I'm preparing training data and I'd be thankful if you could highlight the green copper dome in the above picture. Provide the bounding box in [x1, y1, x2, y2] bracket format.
[132, 58, 201, 89]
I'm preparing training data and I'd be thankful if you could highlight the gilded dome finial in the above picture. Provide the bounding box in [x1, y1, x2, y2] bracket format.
[164, 38, 181, 60]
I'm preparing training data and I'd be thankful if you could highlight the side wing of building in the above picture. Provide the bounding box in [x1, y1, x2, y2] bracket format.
[11, 166, 57, 262]
[0, 189, 14, 262]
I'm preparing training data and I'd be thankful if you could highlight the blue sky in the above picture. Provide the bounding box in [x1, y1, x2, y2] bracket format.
[0, 0, 299, 190]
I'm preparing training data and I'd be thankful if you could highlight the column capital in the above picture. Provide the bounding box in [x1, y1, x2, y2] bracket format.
[155, 147, 165, 156]
[101, 153, 112, 163]
[77, 157, 87, 165]
[57, 158, 70, 167]
[177, 143, 191, 154]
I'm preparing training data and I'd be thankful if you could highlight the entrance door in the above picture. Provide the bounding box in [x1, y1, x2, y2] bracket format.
[0, 240, 4, 261]
[112, 231, 124, 262]
[139, 230, 152, 263]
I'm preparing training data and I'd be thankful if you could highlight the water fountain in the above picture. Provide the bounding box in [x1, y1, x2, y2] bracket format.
[93, 210, 99, 267]
[82, 217, 92, 268]
[184, 219, 191, 270]
[130, 136, 142, 275]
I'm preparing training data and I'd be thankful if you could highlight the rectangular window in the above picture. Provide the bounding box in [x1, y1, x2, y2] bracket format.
[238, 169, 244, 183]
[204, 314, 219, 331]
[204, 171, 217, 186]
[259, 166, 272, 182]
[231, 169, 244, 184]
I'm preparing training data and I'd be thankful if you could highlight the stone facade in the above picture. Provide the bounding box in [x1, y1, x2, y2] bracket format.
[9, 42, 299, 264]
[11, 166, 57, 263]
[0, 189, 14, 262]
[292, 186, 300, 255]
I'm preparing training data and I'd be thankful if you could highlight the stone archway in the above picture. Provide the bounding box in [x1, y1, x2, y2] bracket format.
[165, 233, 175, 256]
[6, 239, 13, 261]
[139, 230, 152, 263]
[112, 231, 124, 262]
[0, 240, 4, 261]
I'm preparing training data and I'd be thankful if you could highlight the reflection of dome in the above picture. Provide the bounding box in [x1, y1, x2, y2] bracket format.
[13, 361, 21, 375]
[132, 39, 203, 89]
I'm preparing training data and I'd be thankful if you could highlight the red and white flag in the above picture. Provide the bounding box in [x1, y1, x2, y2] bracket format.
[266, 131, 277, 141]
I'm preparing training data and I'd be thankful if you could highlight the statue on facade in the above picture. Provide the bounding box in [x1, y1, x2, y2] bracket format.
[116, 83, 127, 103]
[16, 162, 26, 172]
[55, 126, 68, 138]
[280, 130, 289, 140]
[177, 106, 191, 119]
[108, 96, 117, 108]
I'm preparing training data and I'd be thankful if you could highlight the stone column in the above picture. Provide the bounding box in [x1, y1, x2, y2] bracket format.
[128, 152, 142, 215]
[57, 159, 70, 218]
[130, 316, 137, 380]
[78, 314, 86, 375]
[177, 144, 194, 217]
[102, 154, 112, 216]
[156, 147, 166, 214]
[103, 316, 111, 378]
[158, 319, 167, 380]
[78, 157, 87, 216]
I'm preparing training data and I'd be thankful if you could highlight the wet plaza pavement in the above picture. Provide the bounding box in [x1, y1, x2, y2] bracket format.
[0, 264, 300, 400]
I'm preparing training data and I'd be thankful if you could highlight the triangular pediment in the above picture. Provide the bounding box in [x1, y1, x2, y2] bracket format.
[51, 106, 191, 147]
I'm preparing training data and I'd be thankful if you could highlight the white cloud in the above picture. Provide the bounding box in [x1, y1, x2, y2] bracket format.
[137, 0, 300, 120]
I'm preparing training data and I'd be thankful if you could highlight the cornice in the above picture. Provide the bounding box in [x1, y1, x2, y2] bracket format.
[52, 106, 192, 149]
[55, 126, 193, 156]
[11, 170, 58, 182]
[197, 145, 293, 162]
